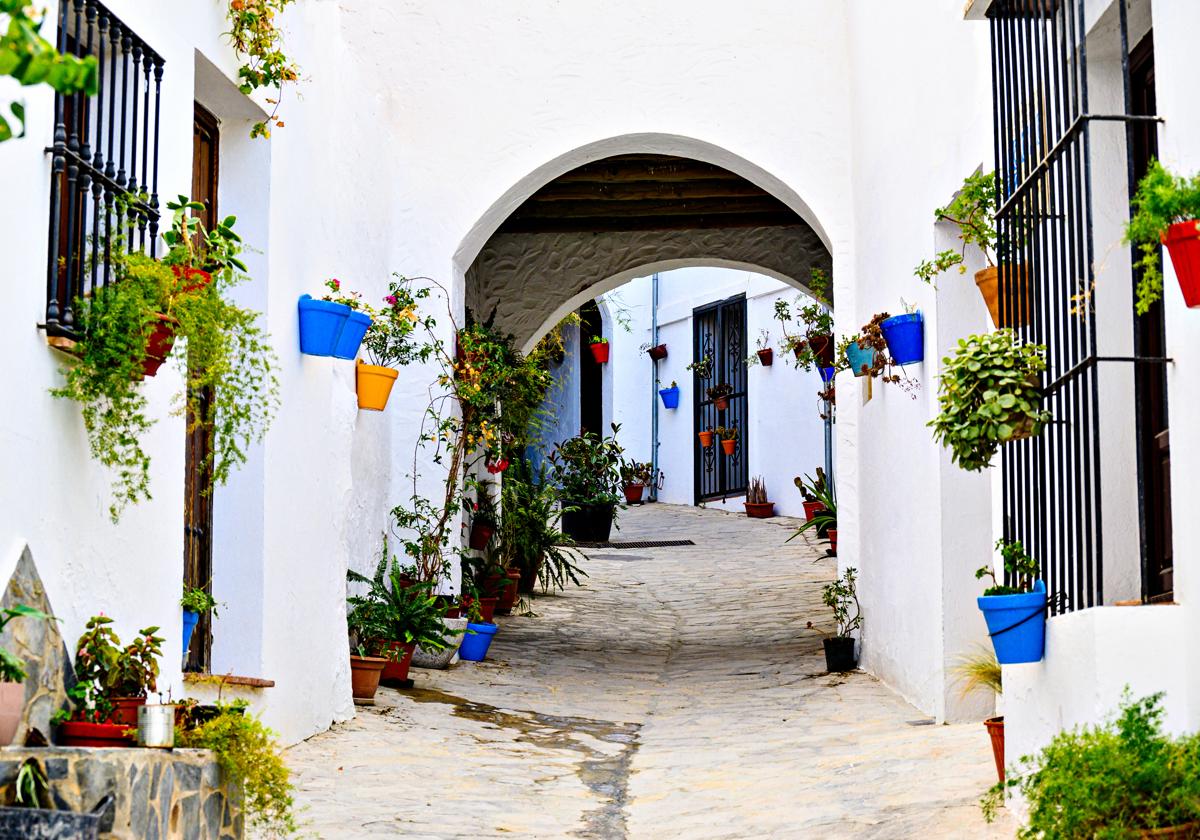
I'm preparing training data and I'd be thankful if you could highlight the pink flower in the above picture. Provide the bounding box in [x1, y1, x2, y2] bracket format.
[385, 295, 397, 306]
[330, 279, 340, 290]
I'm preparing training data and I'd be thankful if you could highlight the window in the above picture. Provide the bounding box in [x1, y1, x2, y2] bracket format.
[43, 0, 165, 340]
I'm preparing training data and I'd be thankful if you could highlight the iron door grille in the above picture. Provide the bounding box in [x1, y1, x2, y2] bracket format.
[693, 295, 748, 503]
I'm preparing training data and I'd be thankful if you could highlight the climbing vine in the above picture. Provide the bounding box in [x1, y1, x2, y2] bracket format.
[226, 0, 299, 139]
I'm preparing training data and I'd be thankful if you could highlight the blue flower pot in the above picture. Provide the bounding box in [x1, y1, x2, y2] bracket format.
[880, 313, 924, 365]
[459, 622, 498, 662]
[182, 609, 200, 656]
[332, 309, 373, 360]
[298, 295, 351, 356]
[977, 580, 1047, 664]
[819, 366, 835, 383]
[659, 386, 680, 409]
[845, 340, 878, 377]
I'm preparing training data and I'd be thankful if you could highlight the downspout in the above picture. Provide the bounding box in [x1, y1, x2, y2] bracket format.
[650, 273, 661, 502]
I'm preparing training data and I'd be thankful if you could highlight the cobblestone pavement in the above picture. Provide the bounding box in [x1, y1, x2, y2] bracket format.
[284, 504, 1014, 839]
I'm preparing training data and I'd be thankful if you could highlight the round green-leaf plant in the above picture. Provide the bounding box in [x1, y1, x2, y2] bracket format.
[181, 586, 219, 616]
[547, 424, 625, 507]
[929, 329, 1049, 472]
[1125, 159, 1200, 314]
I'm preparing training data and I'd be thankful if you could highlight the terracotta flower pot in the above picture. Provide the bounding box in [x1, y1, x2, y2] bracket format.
[984, 716, 1005, 783]
[380, 641, 417, 683]
[828, 528, 838, 554]
[356, 361, 399, 411]
[714, 396, 729, 411]
[479, 597, 499, 623]
[469, 520, 495, 551]
[1163, 220, 1200, 308]
[698, 430, 715, 448]
[141, 315, 178, 378]
[720, 439, 736, 455]
[808, 333, 835, 367]
[519, 556, 545, 594]
[0, 682, 22, 746]
[590, 342, 610, 363]
[757, 348, 774, 366]
[110, 696, 146, 727]
[790, 338, 808, 359]
[496, 569, 521, 615]
[647, 344, 668, 360]
[744, 501, 775, 519]
[802, 500, 826, 521]
[57, 720, 134, 748]
[975, 266, 1031, 327]
[349, 654, 387, 700]
[623, 482, 646, 504]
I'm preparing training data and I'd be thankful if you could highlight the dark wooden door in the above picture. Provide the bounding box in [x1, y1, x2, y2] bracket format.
[693, 295, 748, 503]
[184, 103, 220, 672]
[1129, 34, 1173, 602]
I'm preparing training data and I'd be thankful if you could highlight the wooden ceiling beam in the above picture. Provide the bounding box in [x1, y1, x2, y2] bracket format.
[528, 179, 768, 202]
[497, 213, 801, 234]
[509, 197, 790, 221]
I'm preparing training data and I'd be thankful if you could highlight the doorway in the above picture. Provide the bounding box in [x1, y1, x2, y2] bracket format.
[579, 301, 604, 436]
[693, 293, 748, 503]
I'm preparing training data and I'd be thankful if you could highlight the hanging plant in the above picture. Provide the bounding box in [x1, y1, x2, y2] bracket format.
[226, 0, 300, 139]
[1125, 159, 1200, 313]
[928, 329, 1048, 472]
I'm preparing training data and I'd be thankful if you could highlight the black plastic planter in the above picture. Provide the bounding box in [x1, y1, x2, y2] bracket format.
[0, 794, 113, 839]
[561, 502, 615, 543]
[823, 636, 856, 672]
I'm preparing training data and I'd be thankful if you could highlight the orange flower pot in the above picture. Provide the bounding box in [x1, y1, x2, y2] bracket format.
[356, 361, 399, 411]
[698, 430, 715, 448]
[721, 439, 736, 455]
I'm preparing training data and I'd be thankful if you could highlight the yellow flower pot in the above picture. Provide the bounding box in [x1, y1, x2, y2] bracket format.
[356, 361, 399, 411]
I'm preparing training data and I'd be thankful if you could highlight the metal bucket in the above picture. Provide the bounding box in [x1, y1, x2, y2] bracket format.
[137, 704, 176, 748]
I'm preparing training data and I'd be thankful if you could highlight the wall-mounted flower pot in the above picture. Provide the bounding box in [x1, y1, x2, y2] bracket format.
[496, 568, 521, 615]
[977, 580, 1047, 664]
[975, 266, 1031, 327]
[720, 439, 736, 455]
[590, 342, 610, 364]
[659, 386, 680, 409]
[478, 597, 499, 623]
[380, 641, 417, 683]
[110, 696, 145, 728]
[356, 361, 399, 411]
[469, 520, 495, 551]
[790, 338, 808, 360]
[647, 344, 668, 360]
[1163, 220, 1200, 307]
[561, 502, 615, 543]
[744, 501, 775, 519]
[818, 366, 835, 384]
[459, 622, 498, 662]
[142, 315, 178, 377]
[697, 430, 715, 449]
[845, 340, 878, 377]
[828, 528, 838, 554]
[984, 716, 1005, 783]
[298, 295, 351, 356]
[714, 396, 729, 411]
[182, 609, 200, 657]
[0, 683, 23, 746]
[880, 313, 924, 365]
[332, 310, 372, 360]
[823, 636, 856, 672]
[809, 333, 835, 367]
[56, 721, 134, 748]
[802, 500, 826, 521]
[349, 654, 387, 700]
[623, 482, 645, 504]
[757, 348, 774, 366]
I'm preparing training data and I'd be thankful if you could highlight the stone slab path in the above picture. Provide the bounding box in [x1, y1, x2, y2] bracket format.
[283, 504, 1014, 839]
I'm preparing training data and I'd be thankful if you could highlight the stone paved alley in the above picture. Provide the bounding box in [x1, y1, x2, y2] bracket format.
[284, 505, 1014, 839]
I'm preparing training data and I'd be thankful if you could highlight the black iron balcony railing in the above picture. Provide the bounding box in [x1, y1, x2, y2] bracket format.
[43, 0, 164, 340]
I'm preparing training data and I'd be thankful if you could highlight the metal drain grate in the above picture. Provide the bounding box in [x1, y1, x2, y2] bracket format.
[575, 539, 695, 549]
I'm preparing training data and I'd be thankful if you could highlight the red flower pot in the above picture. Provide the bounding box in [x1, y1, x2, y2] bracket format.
[828, 528, 838, 554]
[1163, 220, 1200, 307]
[469, 521, 495, 551]
[721, 439, 736, 455]
[791, 339, 808, 359]
[623, 483, 645, 504]
[496, 569, 521, 615]
[698, 431, 715, 448]
[57, 721, 134, 748]
[809, 333, 835, 367]
[110, 696, 146, 727]
[590, 342, 610, 363]
[744, 502, 775, 518]
[142, 316, 177, 378]
[350, 655, 387, 700]
[714, 396, 729, 411]
[757, 348, 774, 366]
[479, 597, 499, 623]
[381, 641, 417, 683]
[647, 344, 668, 360]
[802, 500, 826, 521]
[984, 716, 1005, 783]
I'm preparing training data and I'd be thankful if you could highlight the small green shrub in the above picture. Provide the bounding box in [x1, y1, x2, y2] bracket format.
[1125, 159, 1200, 314]
[976, 539, 1040, 596]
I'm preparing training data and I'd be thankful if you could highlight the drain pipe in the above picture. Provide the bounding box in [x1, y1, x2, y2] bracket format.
[650, 272, 661, 502]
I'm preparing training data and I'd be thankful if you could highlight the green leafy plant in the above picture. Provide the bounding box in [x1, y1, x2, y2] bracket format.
[177, 702, 298, 835]
[794, 467, 827, 504]
[620, 460, 654, 486]
[226, 0, 300, 139]
[915, 169, 998, 284]
[983, 692, 1200, 837]
[346, 536, 454, 654]
[928, 329, 1049, 472]
[109, 626, 164, 698]
[714, 425, 739, 442]
[590, 335, 608, 345]
[547, 423, 625, 508]
[1125, 159, 1200, 314]
[706, 382, 733, 401]
[0, 605, 51, 684]
[361, 275, 435, 368]
[497, 457, 587, 593]
[181, 585, 220, 617]
[790, 473, 836, 542]
[12, 757, 49, 809]
[976, 538, 1040, 596]
[775, 294, 834, 372]
[819, 568, 861, 638]
[686, 353, 713, 379]
[55, 616, 161, 723]
[0, 1, 98, 142]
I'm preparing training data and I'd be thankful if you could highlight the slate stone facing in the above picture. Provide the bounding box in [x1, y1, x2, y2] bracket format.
[0, 747, 241, 839]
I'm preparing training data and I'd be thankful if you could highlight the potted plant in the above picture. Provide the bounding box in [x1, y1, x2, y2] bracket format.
[548, 425, 625, 543]
[642, 341, 668, 361]
[975, 539, 1047, 665]
[775, 270, 834, 369]
[299, 277, 372, 359]
[356, 275, 433, 410]
[952, 646, 1005, 784]
[808, 568, 861, 672]
[982, 692, 1200, 838]
[0, 757, 112, 836]
[915, 170, 1028, 327]
[496, 457, 588, 595]
[791, 474, 837, 549]
[468, 490, 499, 551]
[707, 382, 734, 411]
[0, 605, 52, 747]
[180, 585, 218, 659]
[929, 329, 1049, 472]
[658, 380, 680, 409]
[880, 303, 924, 366]
[686, 353, 713, 379]
[747, 330, 774, 366]
[697, 427, 715, 449]
[1126, 159, 1200, 312]
[620, 460, 654, 504]
[458, 619, 499, 662]
[794, 470, 829, 523]
[716, 425, 739, 455]
[589, 335, 610, 364]
[744, 475, 774, 518]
